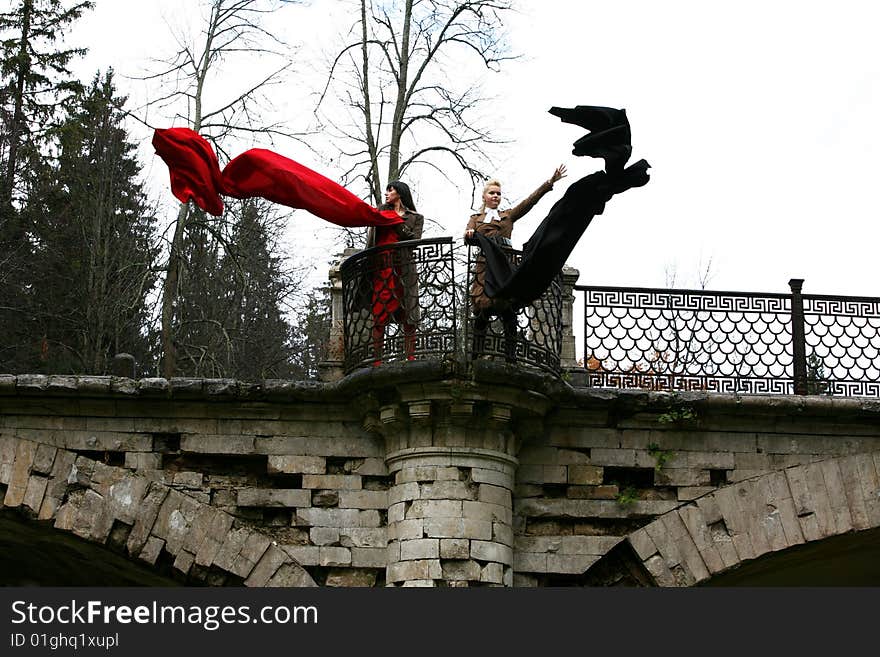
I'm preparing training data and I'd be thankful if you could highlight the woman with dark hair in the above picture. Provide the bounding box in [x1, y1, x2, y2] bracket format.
[366, 181, 424, 365]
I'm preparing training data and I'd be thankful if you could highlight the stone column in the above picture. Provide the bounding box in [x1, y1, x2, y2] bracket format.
[318, 248, 360, 382]
[560, 265, 580, 369]
[379, 394, 519, 587]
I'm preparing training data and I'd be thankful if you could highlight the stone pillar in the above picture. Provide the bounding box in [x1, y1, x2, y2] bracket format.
[378, 393, 519, 587]
[318, 248, 360, 382]
[560, 265, 580, 369]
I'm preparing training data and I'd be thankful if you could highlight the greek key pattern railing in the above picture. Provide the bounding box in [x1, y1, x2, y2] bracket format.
[465, 245, 563, 375]
[577, 283, 880, 397]
[340, 237, 457, 371]
[803, 294, 880, 396]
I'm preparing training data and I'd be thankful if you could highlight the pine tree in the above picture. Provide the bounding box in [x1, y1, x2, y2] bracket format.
[0, 0, 94, 208]
[21, 70, 159, 374]
[0, 0, 94, 372]
[174, 199, 303, 381]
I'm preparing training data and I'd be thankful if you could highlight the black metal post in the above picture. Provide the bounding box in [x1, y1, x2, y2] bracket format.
[789, 278, 807, 395]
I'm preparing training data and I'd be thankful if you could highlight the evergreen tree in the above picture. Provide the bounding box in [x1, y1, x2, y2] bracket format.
[0, 0, 93, 372]
[0, 0, 94, 208]
[289, 288, 331, 381]
[20, 70, 159, 374]
[174, 200, 303, 381]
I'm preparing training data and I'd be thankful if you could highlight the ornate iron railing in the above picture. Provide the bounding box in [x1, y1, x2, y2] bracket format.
[464, 244, 563, 375]
[576, 280, 880, 397]
[337, 238, 564, 375]
[340, 237, 457, 371]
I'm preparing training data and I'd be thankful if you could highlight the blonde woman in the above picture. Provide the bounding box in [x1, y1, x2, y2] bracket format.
[464, 166, 566, 361]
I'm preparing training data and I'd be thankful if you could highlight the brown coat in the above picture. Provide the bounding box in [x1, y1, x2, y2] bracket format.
[466, 181, 554, 312]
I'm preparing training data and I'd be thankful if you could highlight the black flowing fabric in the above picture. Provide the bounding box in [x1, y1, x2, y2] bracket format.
[472, 105, 650, 312]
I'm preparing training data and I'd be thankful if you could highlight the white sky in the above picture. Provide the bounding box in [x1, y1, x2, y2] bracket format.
[70, 0, 880, 300]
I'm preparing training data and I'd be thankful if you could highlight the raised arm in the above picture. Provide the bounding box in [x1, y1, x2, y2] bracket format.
[508, 164, 568, 223]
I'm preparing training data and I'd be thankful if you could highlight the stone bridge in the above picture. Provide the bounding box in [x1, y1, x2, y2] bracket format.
[2, 362, 879, 587]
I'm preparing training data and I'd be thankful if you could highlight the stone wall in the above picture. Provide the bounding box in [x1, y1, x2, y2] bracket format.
[2, 368, 879, 586]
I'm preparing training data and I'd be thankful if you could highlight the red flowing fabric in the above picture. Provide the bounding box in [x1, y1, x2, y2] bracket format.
[152, 127, 402, 228]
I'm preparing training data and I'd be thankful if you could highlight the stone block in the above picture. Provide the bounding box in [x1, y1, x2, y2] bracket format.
[338, 490, 387, 509]
[301, 474, 362, 490]
[643, 554, 676, 586]
[400, 538, 440, 561]
[296, 507, 361, 528]
[139, 536, 165, 565]
[471, 468, 512, 488]
[32, 444, 57, 475]
[126, 484, 169, 556]
[590, 448, 636, 467]
[442, 560, 481, 581]
[267, 455, 326, 474]
[172, 472, 203, 489]
[420, 480, 476, 500]
[628, 528, 658, 561]
[388, 502, 406, 523]
[388, 482, 421, 505]
[387, 559, 442, 583]
[492, 522, 514, 547]
[319, 546, 351, 567]
[237, 488, 311, 508]
[423, 518, 492, 541]
[310, 527, 340, 546]
[407, 499, 462, 518]
[654, 469, 710, 487]
[661, 511, 710, 583]
[4, 439, 37, 507]
[181, 435, 255, 455]
[480, 562, 504, 583]
[513, 552, 548, 573]
[470, 540, 512, 565]
[462, 500, 512, 524]
[173, 550, 195, 575]
[339, 528, 386, 548]
[686, 451, 735, 469]
[567, 465, 603, 485]
[546, 553, 600, 574]
[440, 538, 470, 559]
[243, 544, 289, 586]
[325, 568, 377, 587]
[282, 545, 320, 566]
[359, 510, 381, 527]
[478, 484, 511, 507]
[389, 519, 425, 541]
[21, 475, 47, 513]
[346, 458, 387, 476]
[351, 547, 387, 568]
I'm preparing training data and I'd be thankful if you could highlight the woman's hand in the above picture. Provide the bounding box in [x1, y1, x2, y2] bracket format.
[465, 228, 475, 239]
[549, 164, 568, 185]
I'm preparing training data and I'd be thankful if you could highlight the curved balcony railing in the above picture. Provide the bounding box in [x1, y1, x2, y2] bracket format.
[338, 237, 564, 376]
[340, 237, 458, 371]
[464, 244, 563, 375]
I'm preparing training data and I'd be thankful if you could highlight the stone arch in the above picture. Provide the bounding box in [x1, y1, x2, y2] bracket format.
[618, 452, 880, 586]
[0, 437, 315, 587]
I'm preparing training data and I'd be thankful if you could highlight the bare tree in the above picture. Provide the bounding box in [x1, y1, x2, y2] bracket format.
[143, 0, 303, 377]
[316, 0, 515, 208]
